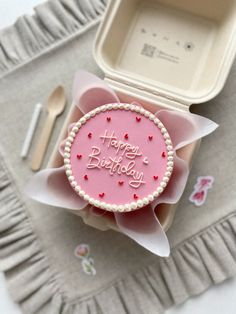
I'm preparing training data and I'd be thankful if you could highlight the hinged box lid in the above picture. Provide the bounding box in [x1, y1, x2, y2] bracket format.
[94, 0, 236, 108]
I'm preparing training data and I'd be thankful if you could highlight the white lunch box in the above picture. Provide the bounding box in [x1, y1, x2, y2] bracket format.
[49, 0, 236, 231]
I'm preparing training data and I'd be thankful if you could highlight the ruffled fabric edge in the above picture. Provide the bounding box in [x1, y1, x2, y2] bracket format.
[0, 155, 236, 314]
[0, 0, 107, 76]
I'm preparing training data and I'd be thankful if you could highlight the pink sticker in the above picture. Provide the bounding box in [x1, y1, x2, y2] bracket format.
[189, 176, 214, 206]
[74, 244, 96, 276]
[74, 244, 90, 259]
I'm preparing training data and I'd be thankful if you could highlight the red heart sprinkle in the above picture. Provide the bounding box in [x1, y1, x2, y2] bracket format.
[148, 135, 153, 141]
[153, 175, 158, 180]
[107, 117, 111, 122]
[136, 117, 141, 122]
[84, 175, 88, 180]
[99, 193, 105, 198]
[162, 151, 166, 158]
[133, 194, 139, 199]
[88, 133, 92, 138]
[118, 181, 124, 186]
[124, 133, 129, 140]
[77, 154, 82, 159]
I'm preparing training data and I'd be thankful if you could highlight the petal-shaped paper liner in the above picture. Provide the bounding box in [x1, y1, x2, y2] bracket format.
[156, 110, 218, 150]
[89, 205, 170, 256]
[73, 70, 119, 113]
[25, 71, 218, 256]
[115, 206, 170, 256]
[25, 167, 87, 210]
[90, 207, 116, 226]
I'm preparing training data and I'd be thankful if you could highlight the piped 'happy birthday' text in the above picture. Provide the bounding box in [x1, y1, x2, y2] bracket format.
[86, 130, 145, 189]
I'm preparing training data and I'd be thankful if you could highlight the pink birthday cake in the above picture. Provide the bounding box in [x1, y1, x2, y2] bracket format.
[64, 104, 174, 212]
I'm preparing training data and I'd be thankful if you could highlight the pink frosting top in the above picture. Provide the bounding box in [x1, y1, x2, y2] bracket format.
[64, 104, 173, 212]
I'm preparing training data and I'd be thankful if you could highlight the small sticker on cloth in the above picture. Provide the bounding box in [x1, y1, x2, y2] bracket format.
[74, 244, 96, 275]
[189, 176, 214, 206]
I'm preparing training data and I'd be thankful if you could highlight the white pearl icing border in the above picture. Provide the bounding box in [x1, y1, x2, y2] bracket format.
[64, 103, 174, 213]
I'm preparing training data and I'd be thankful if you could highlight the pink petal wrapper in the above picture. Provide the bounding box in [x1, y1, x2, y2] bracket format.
[25, 71, 218, 256]
[26, 167, 87, 210]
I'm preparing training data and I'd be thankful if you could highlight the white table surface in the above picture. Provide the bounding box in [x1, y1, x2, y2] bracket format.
[0, 1, 236, 313]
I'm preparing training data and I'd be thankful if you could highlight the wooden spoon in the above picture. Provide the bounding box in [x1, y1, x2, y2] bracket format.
[31, 86, 66, 171]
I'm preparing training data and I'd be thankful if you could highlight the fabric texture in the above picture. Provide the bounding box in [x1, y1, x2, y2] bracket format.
[0, 0, 106, 76]
[0, 0, 236, 313]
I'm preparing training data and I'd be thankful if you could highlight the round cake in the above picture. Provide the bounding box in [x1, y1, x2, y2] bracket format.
[64, 103, 174, 212]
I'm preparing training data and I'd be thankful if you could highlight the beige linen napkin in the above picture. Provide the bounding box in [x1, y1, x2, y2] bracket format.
[0, 0, 236, 313]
